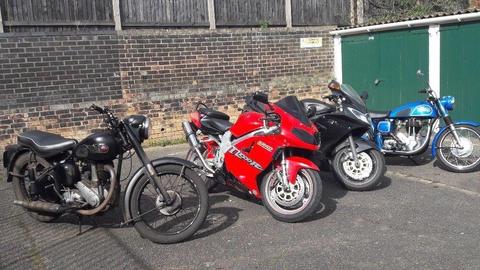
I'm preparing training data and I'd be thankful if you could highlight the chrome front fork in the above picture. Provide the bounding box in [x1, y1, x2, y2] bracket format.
[448, 124, 464, 149]
[275, 150, 290, 191]
[348, 135, 360, 167]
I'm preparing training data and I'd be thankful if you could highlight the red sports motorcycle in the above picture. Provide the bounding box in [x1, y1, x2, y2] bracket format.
[182, 93, 323, 222]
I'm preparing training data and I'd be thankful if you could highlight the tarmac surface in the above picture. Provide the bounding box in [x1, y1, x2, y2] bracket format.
[1, 144, 479, 270]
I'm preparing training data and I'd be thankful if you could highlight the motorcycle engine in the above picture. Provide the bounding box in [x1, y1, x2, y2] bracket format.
[383, 119, 427, 151]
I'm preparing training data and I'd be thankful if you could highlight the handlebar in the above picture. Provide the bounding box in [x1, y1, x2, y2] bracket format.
[90, 104, 118, 127]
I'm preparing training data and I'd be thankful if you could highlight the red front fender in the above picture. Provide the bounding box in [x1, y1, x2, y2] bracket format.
[285, 156, 319, 184]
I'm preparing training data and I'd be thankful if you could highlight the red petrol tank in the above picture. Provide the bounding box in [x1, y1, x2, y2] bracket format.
[230, 111, 264, 138]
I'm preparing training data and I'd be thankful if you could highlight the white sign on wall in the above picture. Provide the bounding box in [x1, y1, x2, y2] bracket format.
[300, 37, 323, 48]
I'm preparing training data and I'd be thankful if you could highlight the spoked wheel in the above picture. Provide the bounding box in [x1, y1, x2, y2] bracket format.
[436, 125, 480, 173]
[261, 169, 322, 223]
[130, 164, 209, 244]
[12, 153, 61, 222]
[185, 149, 217, 191]
[332, 148, 386, 191]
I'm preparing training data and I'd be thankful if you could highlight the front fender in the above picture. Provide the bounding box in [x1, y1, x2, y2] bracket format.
[286, 156, 320, 184]
[333, 137, 378, 156]
[123, 157, 199, 221]
[431, 121, 480, 157]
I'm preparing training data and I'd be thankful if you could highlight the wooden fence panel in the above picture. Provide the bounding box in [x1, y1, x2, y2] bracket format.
[292, 0, 350, 26]
[0, 0, 114, 32]
[121, 0, 209, 27]
[214, 0, 286, 26]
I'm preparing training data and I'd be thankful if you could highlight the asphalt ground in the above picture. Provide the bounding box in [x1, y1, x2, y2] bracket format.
[0, 144, 479, 270]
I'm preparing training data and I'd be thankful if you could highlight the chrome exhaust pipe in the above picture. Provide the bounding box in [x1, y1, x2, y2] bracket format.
[14, 200, 66, 214]
[182, 121, 215, 174]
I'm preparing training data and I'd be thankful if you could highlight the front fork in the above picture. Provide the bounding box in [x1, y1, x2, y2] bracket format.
[348, 135, 360, 167]
[123, 125, 173, 205]
[276, 150, 291, 191]
[444, 117, 464, 149]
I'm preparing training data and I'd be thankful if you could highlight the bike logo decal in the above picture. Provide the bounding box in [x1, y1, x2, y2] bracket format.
[228, 147, 263, 170]
[257, 141, 273, 152]
[413, 105, 433, 115]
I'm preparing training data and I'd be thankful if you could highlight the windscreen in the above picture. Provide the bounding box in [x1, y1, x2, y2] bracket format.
[341, 84, 367, 113]
[275, 96, 310, 125]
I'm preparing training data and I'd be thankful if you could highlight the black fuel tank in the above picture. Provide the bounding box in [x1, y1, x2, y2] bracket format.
[74, 131, 120, 161]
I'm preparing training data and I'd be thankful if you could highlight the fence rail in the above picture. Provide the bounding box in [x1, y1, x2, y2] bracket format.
[0, 0, 351, 32]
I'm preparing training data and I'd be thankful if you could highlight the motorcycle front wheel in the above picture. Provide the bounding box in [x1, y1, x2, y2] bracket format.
[332, 148, 386, 191]
[436, 124, 480, 173]
[129, 164, 209, 244]
[261, 168, 322, 223]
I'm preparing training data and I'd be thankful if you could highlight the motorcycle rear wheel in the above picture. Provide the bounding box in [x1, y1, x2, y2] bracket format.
[261, 169, 322, 223]
[12, 153, 61, 222]
[185, 149, 217, 191]
[332, 148, 385, 191]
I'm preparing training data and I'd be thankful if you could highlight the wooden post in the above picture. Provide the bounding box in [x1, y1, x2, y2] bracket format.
[350, 0, 357, 25]
[0, 4, 4, 33]
[112, 0, 122, 31]
[285, 0, 292, 28]
[207, 0, 216, 30]
[356, 0, 364, 24]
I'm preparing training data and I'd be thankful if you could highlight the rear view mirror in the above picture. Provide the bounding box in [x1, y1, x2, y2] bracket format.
[416, 69, 424, 77]
[306, 105, 317, 118]
[253, 92, 269, 104]
[328, 80, 341, 92]
[360, 91, 369, 101]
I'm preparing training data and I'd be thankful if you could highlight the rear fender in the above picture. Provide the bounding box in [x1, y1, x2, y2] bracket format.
[3, 144, 29, 182]
[123, 157, 199, 221]
[285, 156, 319, 184]
[431, 121, 480, 157]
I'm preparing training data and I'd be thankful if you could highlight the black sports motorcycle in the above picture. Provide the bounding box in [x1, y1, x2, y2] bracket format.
[302, 81, 386, 191]
[3, 104, 208, 244]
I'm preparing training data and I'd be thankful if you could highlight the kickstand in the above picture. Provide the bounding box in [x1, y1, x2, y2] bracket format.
[408, 156, 420, 165]
[77, 215, 83, 236]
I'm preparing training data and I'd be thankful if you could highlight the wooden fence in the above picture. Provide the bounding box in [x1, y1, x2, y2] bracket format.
[0, 0, 351, 32]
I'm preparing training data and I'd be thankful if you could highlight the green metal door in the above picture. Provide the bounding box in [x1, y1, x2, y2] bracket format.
[342, 28, 429, 111]
[441, 22, 480, 122]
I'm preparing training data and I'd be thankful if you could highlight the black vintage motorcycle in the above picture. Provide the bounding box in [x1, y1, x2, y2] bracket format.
[302, 81, 386, 191]
[3, 104, 208, 244]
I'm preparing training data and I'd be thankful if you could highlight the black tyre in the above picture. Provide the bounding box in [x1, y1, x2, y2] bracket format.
[11, 153, 61, 222]
[130, 164, 209, 244]
[436, 124, 480, 173]
[186, 149, 217, 191]
[332, 148, 385, 191]
[261, 168, 322, 223]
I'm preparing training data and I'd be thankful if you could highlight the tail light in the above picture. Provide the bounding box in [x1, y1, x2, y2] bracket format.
[190, 111, 201, 128]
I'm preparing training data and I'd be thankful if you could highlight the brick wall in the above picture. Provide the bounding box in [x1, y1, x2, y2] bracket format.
[0, 27, 334, 151]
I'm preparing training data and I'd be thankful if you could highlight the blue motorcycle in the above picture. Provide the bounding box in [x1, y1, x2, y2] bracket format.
[366, 70, 480, 173]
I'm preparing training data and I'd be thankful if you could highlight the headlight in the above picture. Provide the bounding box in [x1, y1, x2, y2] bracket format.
[347, 107, 370, 125]
[440, 96, 455, 111]
[141, 117, 151, 140]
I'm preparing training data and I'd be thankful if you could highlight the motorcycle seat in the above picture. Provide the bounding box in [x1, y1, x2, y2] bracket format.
[199, 107, 230, 121]
[369, 110, 390, 119]
[18, 130, 77, 158]
[200, 117, 232, 135]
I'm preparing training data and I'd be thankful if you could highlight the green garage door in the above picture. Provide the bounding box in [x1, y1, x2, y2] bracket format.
[441, 22, 480, 122]
[342, 28, 429, 111]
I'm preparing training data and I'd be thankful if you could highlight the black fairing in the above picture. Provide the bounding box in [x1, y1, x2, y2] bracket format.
[275, 96, 311, 126]
[302, 99, 336, 115]
[312, 111, 371, 157]
[75, 131, 120, 161]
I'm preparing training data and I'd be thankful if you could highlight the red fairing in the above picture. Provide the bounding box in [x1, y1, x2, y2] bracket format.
[230, 111, 264, 138]
[190, 111, 201, 128]
[285, 156, 319, 184]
